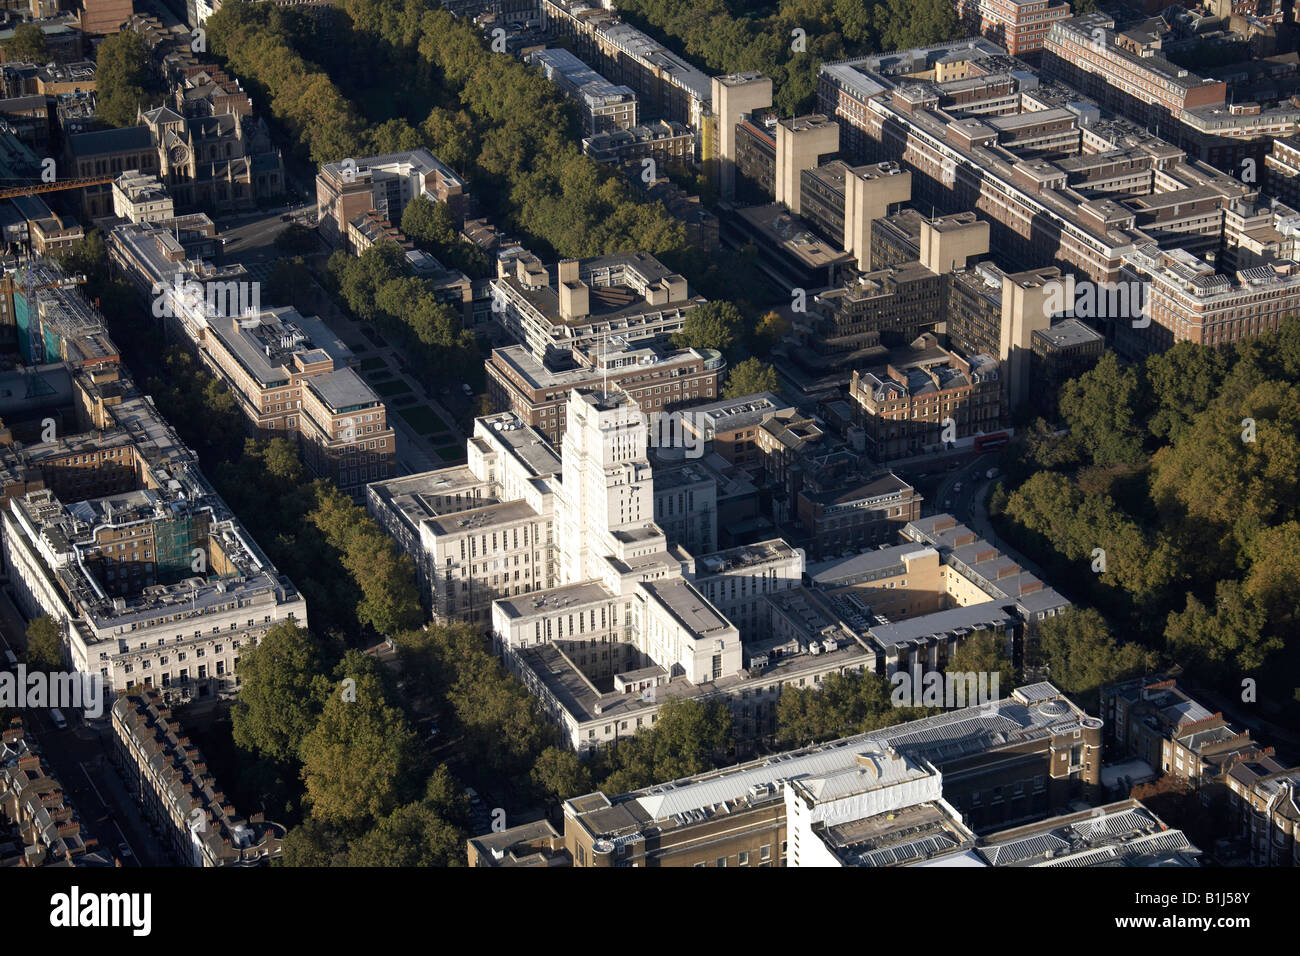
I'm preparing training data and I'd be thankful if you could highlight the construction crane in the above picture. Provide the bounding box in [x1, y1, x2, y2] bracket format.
[0, 271, 87, 297]
[0, 175, 115, 201]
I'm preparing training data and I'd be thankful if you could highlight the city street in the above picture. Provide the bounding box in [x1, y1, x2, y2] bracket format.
[1, 590, 172, 867]
[895, 449, 1047, 580]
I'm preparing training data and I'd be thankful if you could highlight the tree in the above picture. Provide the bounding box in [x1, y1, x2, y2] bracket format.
[279, 818, 349, 867]
[775, 670, 927, 747]
[722, 358, 779, 399]
[672, 301, 743, 354]
[595, 697, 733, 793]
[749, 310, 790, 355]
[947, 631, 1017, 693]
[308, 484, 422, 637]
[367, 118, 423, 155]
[265, 256, 315, 312]
[346, 801, 467, 866]
[1035, 609, 1156, 709]
[531, 746, 593, 804]
[298, 664, 419, 832]
[8, 22, 47, 64]
[872, 0, 961, 51]
[644, 697, 732, 782]
[421, 107, 478, 172]
[1164, 581, 1279, 676]
[275, 224, 318, 256]
[1144, 341, 1227, 443]
[25, 616, 63, 670]
[95, 31, 154, 128]
[230, 620, 330, 763]
[52, 231, 109, 285]
[401, 195, 458, 248]
[1057, 352, 1147, 467]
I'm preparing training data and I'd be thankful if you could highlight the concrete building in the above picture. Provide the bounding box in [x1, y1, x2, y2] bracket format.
[0, 719, 103, 866]
[541, 0, 713, 134]
[1225, 762, 1300, 867]
[775, 115, 839, 216]
[712, 72, 772, 200]
[582, 119, 694, 166]
[316, 149, 468, 246]
[467, 818, 569, 866]
[1265, 134, 1300, 207]
[111, 169, 174, 224]
[486, 337, 724, 445]
[0, 270, 308, 707]
[488, 251, 702, 359]
[556, 682, 1103, 865]
[1101, 675, 1274, 793]
[65, 101, 284, 219]
[527, 47, 637, 135]
[1043, 15, 1227, 127]
[112, 690, 285, 866]
[816, 38, 1253, 287]
[959, 0, 1071, 57]
[108, 220, 395, 498]
[804, 515, 1070, 672]
[970, 798, 1200, 866]
[1117, 243, 1300, 358]
[79, 0, 134, 35]
[842, 161, 913, 271]
[1029, 318, 1104, 413]
[366, 411, 562, 624]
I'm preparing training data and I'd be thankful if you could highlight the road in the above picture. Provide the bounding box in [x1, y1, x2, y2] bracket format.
[894, 451, 1046, 578]
[1, 588, 173, 866]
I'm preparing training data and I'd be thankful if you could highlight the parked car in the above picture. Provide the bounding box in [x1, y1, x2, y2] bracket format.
[117, 843, 132, 859]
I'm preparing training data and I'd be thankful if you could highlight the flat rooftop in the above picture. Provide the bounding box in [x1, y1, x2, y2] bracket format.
[808, 543, 936, 584]
[567, 682, 1093, 831]
[977, 799, 1200, 866]
[639, 578, 732, 638]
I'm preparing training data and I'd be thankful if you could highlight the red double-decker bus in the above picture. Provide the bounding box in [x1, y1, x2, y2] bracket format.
[974, 432, 1009, 453]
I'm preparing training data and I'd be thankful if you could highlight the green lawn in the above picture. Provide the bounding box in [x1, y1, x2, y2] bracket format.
[358, 356, 387, 371]
[435, 443, 467, 461]
[397, 405, 447, 434]
[373, 379, 413, 397]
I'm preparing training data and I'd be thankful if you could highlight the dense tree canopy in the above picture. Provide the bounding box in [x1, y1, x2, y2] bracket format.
[231, 621, 331, 763]
[8, 23, 46, 64]
[1033, 609, 1156, 711]
[299, 656, 420, 832]
[777, 670, 931, 748]
[24, 616, 63, 671]
[95, 31, 155, 128]
[723, 357, 779, 399]
[995, 317, 1300, 715]
[674, 300, 744, 354]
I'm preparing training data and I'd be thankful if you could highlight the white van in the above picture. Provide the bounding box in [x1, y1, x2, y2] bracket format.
[49, 708, 67, 730]
[3, 649, 16, 668]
